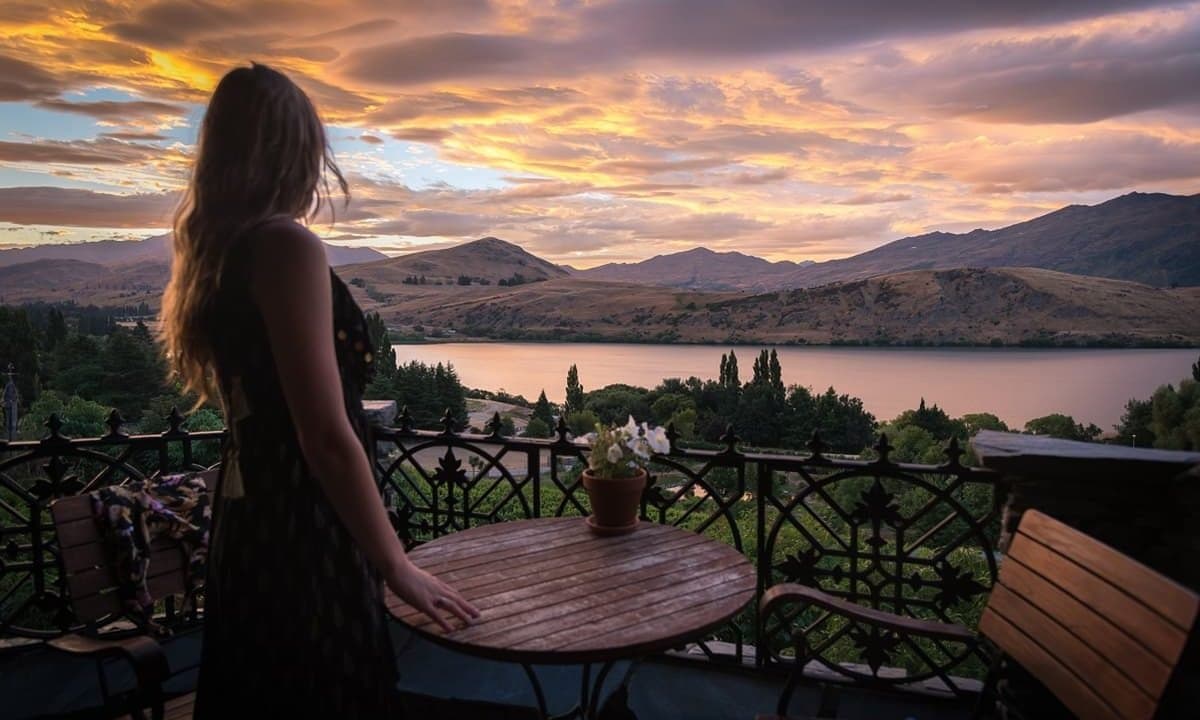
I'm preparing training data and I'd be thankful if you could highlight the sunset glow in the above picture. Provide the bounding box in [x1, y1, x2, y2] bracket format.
[1, 0, 1198, 265]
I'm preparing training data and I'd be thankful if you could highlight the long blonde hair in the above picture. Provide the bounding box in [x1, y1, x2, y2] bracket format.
[160, 63, 347, 407]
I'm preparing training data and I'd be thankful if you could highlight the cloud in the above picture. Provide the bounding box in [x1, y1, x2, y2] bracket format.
[4, 0, 1200, 265]
[0, 187, 178, 227]
[845, 15, 1200, 123]
[629, 213, 774, 241]
[363, 209, 501, 237]
[389, 127, 452, 143]
[100, 131, 170, 141]
[838, 192, 913, 205]
[0, 137, 169, 165]
[0, 54, 62, 101]
[585, 0, 1179, 60]
[340, 33, 548, 87]
[919, 132, 1200, 193]
[34, 98, 188, 122]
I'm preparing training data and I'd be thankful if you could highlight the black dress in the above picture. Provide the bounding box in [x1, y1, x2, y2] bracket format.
[194, 243, 398, 717]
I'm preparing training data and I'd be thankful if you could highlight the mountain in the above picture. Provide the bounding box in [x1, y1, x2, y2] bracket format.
[780, 192, 1200, 289]
[365, 267, 1200, 347]
[0, 233, 388, 268]
[339, 236, 570, 289]
[0, 258, 165, 306]
[0, 234, 172, 268]
[576, 247, 812, 291]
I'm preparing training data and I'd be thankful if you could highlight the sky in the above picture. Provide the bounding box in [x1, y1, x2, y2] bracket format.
[1, 0, 1198, 267]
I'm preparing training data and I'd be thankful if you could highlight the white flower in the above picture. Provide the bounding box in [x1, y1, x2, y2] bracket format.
[621, 415, 639, 439]
[629, 436, 651, 460]
[647, 426, 670, 454]
[580, 432, 597, 446]
[606, 444, 624, 463]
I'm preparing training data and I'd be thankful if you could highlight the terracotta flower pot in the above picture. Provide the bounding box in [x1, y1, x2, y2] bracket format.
[582, 467, 646, 536]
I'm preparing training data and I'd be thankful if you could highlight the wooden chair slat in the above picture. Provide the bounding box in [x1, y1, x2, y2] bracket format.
[998, 557, 1173, 698]
[56, 516, 103, 549]
[1017, 510, 1198, 631]
[985, 583, 1155, 720]
[50, 494, 95, 524]
[164, 693, 195, 720]
[1006, 532, 1188, 665]
[61, 542, 109, 574]
[73, 590, 123, 623]
[979, 608, 1124, 720]
[146, 571, 187, 601]
[68, 566, 119, 599]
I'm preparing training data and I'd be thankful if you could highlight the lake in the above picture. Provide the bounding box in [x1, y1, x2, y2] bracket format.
[396, 343, 1197, 430]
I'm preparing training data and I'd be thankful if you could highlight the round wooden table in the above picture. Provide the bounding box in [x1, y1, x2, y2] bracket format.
[386, 516, 756, 719]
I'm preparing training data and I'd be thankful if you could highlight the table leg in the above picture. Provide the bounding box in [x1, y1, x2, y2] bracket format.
[520, 660, 643, 720]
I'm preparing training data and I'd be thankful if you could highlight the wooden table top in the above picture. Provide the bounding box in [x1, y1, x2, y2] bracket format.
[386, 517, 756, 665]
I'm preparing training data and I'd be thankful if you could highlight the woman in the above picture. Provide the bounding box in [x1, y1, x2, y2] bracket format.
[160, 63, 478, 717]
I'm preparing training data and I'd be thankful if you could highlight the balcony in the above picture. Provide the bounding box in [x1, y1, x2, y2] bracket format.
[1, 403, 1197, 719]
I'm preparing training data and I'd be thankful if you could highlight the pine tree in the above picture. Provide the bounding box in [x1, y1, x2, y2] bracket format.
[725, 350, 740, 388]
[532, 390, 555, 426]
[565, 365, 585, 416]
[45, 308, 67, 351]
[769, 349, 784, 399]
[364, 312, 396, 379]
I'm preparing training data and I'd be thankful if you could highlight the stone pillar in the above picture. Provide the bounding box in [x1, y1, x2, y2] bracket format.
[362, 400, 398, 505]
[972, 430, 1200, 719]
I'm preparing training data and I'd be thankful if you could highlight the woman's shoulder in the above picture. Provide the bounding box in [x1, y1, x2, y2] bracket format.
[241, 217, 329, 293]
[243, 218, 325, 268]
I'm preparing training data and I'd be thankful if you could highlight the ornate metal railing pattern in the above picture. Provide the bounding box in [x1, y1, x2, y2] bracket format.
[2, 408, 1003, 692]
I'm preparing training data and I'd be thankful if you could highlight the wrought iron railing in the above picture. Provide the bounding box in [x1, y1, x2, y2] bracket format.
[1, 408, 1004, 695]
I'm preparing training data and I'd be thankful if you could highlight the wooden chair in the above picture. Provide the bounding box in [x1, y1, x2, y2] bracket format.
[48, 469, 216, 720]
[758, 509, 1200, 719]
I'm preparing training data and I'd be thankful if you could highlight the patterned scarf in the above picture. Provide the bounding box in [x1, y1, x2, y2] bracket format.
[90, 472, 210, 634]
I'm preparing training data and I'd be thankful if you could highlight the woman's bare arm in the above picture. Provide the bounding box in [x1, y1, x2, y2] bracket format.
[248, 221, 478, 631]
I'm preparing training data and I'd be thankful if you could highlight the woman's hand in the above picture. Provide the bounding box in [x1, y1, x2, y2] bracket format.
[386, 557, 480, 633]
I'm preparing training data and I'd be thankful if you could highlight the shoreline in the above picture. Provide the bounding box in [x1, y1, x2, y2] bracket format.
[393, 335, 1200, 350]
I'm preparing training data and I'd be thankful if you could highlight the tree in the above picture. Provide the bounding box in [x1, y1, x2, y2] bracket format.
[532, 390, 555, 427]
[890, 398, 966, 441]
[1024, 413, 1102, 442]
[1149, 381, 1200, 450]
[566, 410, 600, 437]
[1193, 354, 1200, 383]
[523, 416, 551, 438]
[719, 351, 740, 389]
[48, 334, 105, 401]
[364, 312, 396, 379]
[961, 413, 1009, 436]
[95, 326, 168, 420]
[584, 385, 652, 425]
[370, 360, 469, 429]
[565, 364, 585, 416]
[44, 308, 67, 352]
[812, 387, 876, 452]
[0, 307, 40, 405]
[1113, 398, 1155, 447]
[18, 391, 110, 440]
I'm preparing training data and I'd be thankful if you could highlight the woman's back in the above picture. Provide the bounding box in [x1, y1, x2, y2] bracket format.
[196, 223, 398, 717]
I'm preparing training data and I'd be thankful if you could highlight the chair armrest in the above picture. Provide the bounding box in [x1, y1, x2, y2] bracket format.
[47, 632, 170, 689]
[761, 583, 975, 643]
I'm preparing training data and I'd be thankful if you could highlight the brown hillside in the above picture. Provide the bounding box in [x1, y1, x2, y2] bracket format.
[360, 267, 1200, 347]
[340, 236, 568, 289]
